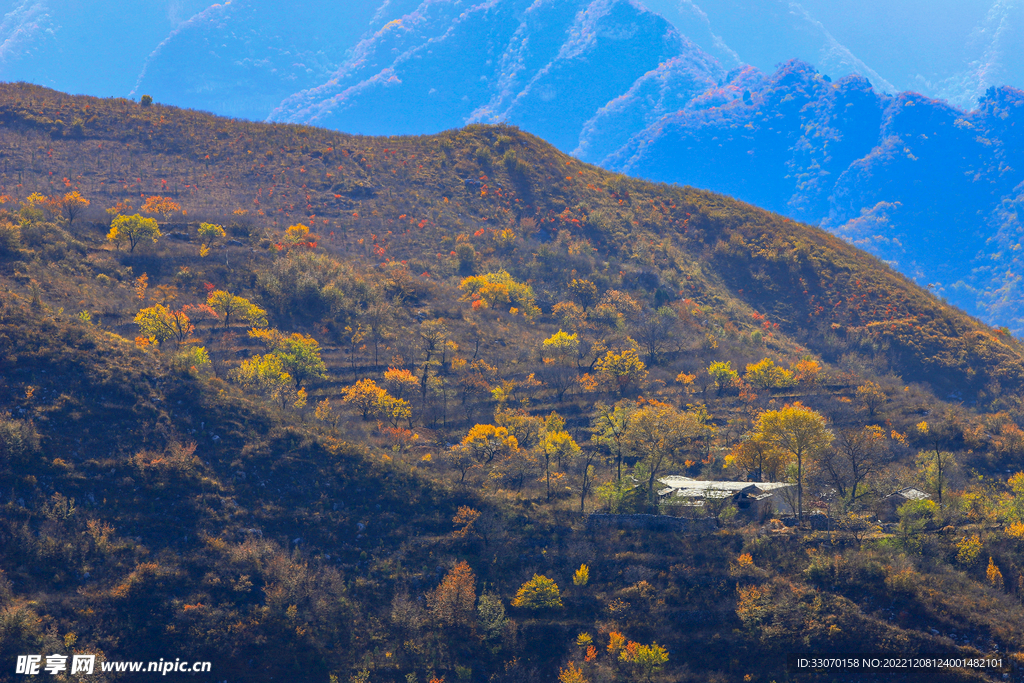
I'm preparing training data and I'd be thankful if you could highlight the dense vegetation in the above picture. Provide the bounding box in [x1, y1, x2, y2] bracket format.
[3, 83, 1024, 682]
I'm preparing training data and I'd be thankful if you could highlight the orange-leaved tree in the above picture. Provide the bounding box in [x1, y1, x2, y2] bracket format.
[427, 561, 476, 626]
[141, 195, 181, 221]
[57, 191, 90, 226]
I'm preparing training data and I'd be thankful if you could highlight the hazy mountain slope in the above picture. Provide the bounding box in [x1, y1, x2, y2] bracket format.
[265, 0, 722, 153]
[641, 0, 1024, 110]
[605, 60, 1024, 333]
[131, 0, 426, 123]
[0, 0, 210, 97]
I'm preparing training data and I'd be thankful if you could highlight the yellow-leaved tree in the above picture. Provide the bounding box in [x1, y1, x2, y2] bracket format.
[206, 290, 267, 328]
[108, 214, 160, 253]
[511, 574, 562, 610]
[458, 270, 540, 318]
[749, 403, 833, 521]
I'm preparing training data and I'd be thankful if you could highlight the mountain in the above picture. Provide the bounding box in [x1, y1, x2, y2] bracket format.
[602, 60, 1024, 333]
[264, 0, 723, 153]
[641, 0, 1024, 110]
[5, 82, 1024, 683]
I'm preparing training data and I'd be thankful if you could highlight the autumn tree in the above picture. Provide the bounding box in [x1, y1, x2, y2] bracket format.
[198, 222, 226, 257]
[108, 213, 161, 253]
[568, 278, 598, 311]
[427, 561, 476, 626]
[511, 574, 562, 609]
[856, 381, 887, 417]
[141, 195, 181, 221]
[494, 408, 544, 452]
[207, 290, 267, 328]
[57, 191, 89, 226]
[624, 401, 710, 505]
[726, 434, 790, 482]
[458, 269, 540, 318]
[456, 424, 518, 466]
[541, 329, 580, 400]
[540, 412, 580, 501]
[134, 305, 194, 346]
[595, 348, 647, 396]
[340, 379, 385, 420]
[744, 357, 794, 390]
[383, 367, 420, 401]
[558, 662, 588, 683]
[751, 403, 833, 521]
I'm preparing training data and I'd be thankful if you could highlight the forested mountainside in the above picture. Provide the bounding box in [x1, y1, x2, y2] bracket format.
[5, 84, 1024, 682]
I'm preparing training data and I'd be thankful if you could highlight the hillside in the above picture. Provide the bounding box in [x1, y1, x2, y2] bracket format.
[4, 84, 1024, 682]
[5, 2, 1024, 336]
[0, 82, 1021, 399]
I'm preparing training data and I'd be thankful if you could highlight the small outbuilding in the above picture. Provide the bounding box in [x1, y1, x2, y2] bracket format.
[877, 487, 932, 522]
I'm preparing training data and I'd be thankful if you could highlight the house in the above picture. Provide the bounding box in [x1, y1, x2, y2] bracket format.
[657, 476, 795, 518]
[877, 487, 932, 522]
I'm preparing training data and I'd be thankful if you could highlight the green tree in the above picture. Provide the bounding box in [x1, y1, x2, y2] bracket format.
[229, 354, 295, 407]
[198, 222, 226, 257]
[249, 329, 327, 387]
[591, 401, 636, 481]
[620, 641, 669, 682]
[108, 213, 160, 253]
[207, 290, 267, 328]
[708, 360, 739, 396]
[511, 574, 562, 609]
[477, 593, 509, 640]
[898, 499, 939, 553]
[751, 403, 833, 521]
